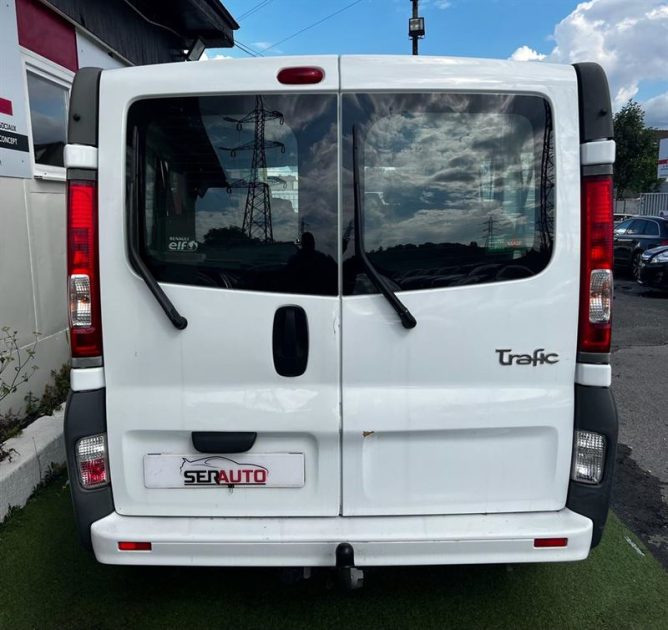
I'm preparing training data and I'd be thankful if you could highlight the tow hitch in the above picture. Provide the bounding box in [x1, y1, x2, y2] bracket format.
[336, 543, 364, 590]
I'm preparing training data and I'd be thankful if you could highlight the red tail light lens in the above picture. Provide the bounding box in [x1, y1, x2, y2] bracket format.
[118, 541, 152, 551]
[578, 175, 613, 353]
[277, 66, 324, 85]
[67, 180, 102, 357]
[534, 537, 568, 548]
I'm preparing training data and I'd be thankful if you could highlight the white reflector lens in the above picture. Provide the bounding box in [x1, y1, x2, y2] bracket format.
[571, 430, 606, 484]
[76, 433, 109, 489]
[589, 269, 612, 324]
[69, 273, 92, 327]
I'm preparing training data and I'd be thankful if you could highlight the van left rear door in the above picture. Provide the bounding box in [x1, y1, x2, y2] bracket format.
[98, 58, 341, 517]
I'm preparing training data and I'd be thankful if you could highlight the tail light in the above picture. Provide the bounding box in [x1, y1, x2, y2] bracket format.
[76, 433, 109, 488]
[571, 430, 606, 484]
[578, 175, 613, 353]
[67, 180, 102, 357]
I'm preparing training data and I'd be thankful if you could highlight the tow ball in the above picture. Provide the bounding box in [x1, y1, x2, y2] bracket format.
[336, 543, 364, 590]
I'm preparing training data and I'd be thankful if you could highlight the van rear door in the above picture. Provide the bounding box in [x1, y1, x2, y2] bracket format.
[339, 56, 581, 516]
[98, 58, 341, 517]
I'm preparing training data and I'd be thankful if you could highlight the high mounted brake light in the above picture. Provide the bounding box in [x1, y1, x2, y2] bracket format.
[277, 66, 324, 85]
[578, 175, 613, 353]
[67, 180, 103, 357]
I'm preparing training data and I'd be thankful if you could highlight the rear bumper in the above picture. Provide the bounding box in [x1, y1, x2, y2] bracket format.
[91, 509, 592, 567]
[638, 262, 668, 290]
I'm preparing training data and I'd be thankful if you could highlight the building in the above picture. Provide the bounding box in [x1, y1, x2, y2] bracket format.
[0, 0, 238, 413]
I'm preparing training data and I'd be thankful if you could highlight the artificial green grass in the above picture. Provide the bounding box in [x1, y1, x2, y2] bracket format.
[1, 473, 667, 630]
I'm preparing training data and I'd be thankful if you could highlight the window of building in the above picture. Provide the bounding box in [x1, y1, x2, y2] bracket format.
[22, 50, 73, 179]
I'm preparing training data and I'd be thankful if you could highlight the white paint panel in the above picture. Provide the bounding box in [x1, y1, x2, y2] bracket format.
[340, 56, 581, 516]
[91, 509, 593, 566]
[71, 367, 105, 391]
[76, 30, 126, 70]
[580, 140, 615, 166]
[98, 57, 341, 518]
[575, 362, 611, 387]
[64, 144, 98, 169]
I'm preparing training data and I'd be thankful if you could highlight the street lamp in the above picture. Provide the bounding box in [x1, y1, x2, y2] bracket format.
[408, 1, 425, 55]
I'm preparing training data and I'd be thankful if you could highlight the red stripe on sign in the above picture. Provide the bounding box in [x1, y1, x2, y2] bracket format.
[658, 159, 668, 165]
[16, 0, 78, 72]
[0, 98, 13, 116]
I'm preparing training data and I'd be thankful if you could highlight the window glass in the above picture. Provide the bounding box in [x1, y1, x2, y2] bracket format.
[642, 221, 659, 236]
[625, 220, 645, 235]
[128, 94, 338, 296]
[614, 219, 633, 234]
[341, 93, 555, 294]
[26, 72, 68, 167]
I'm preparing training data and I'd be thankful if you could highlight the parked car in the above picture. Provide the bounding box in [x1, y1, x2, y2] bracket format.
[613, 216, 668, 278]
[613, 213, 633, 223]
[637, 245, 668, 291]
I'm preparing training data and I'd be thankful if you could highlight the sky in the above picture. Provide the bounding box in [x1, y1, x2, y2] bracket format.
[208, 0, 668, 129]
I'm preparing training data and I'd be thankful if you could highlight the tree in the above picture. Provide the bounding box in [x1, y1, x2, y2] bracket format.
[613, 100, 662, 199]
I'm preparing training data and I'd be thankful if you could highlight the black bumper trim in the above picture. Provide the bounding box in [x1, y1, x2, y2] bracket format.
[566, 384, 618, 548]
[64, 388, 114, 552]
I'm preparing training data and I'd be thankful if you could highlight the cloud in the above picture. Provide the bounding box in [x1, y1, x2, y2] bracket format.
[510, 0, 668, 126]
[199, 51, 232, 61]
[509, 46, 546, 62]
[643, 92, 668, 128]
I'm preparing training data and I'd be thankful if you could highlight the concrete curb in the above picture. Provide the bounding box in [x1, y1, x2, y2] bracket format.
[0, 408, 66, 521]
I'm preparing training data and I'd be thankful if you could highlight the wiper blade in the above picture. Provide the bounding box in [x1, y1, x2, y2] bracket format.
[352, 126, 416, 330]
[128, 127, 188, 330]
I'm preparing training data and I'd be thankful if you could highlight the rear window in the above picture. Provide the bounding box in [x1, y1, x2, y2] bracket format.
[341, 93, 555, 294]
[127, 94, 338, 296]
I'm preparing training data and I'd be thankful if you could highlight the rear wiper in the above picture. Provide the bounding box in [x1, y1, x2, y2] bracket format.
[352, 126, 416, 329]
[128, 127, 188, 330]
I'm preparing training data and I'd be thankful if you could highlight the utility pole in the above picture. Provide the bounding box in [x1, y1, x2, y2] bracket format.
[220, 96, 285, 242]
[408, 0, 425, 55]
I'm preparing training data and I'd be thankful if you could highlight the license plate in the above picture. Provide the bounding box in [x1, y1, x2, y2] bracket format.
[143, 453, 305, 488]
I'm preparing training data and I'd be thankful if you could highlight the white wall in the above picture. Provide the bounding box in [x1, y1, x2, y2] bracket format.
[0, 5, 128, 415]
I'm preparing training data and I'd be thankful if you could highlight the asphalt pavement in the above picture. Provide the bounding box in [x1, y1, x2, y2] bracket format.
[610, 276, 668, 569]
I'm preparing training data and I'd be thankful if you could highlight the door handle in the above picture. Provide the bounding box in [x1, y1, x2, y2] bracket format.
[191, 432, 257, 453]
[273, 305, 309, 377]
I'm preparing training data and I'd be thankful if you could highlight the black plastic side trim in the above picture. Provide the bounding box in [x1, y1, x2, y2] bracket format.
[68, 68, 102, 146]
[67, 168, 97, 181]
[71, 356, 103, 368]
[192, 432, 257, 454]
[566, 384, 618, 548]
[573, 63, 614, 143]
[577, 352, 611, 365]
[582, 164, 614, 177]
[64, 388, 114, 552]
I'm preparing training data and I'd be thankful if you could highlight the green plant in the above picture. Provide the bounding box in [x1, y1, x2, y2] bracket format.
[0, 327, 39, 404]
[25, 365, 70, 419]
[0, 328, 40, 462]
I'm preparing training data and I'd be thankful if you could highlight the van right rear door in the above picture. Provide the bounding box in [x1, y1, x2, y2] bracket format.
[339, 56, 582, 516]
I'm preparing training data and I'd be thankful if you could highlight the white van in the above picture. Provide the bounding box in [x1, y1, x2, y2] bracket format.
[63, 56, 618, 574]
